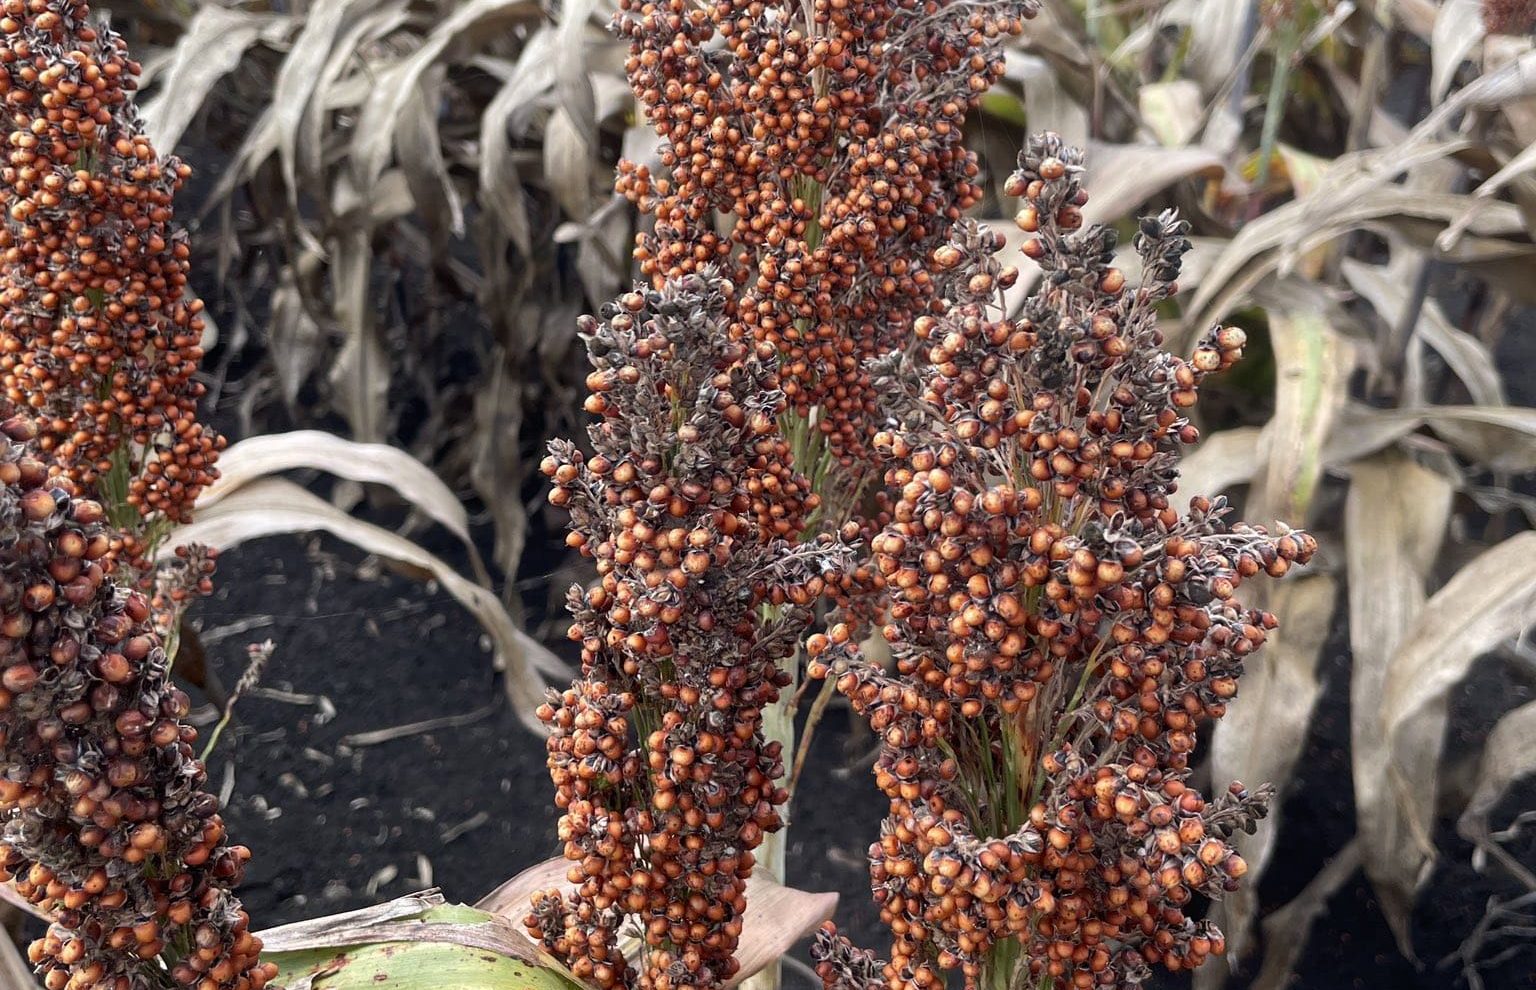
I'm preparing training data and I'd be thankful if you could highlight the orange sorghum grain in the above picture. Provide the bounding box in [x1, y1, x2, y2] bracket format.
[0, 0, 223, 527]
[1482, 0, 1536, 33]
[616, 0, 1039, 465]
[0, 413, 274, 990]
[528, 273, 851, 990]
[806, 134, 1318, 990]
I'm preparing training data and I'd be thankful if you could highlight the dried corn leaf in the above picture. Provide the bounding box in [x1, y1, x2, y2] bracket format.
[1005, 52, 1088, 149]
[270, 268, 324, 411]
[555, 0, 601, 148]
[1138, 80, 1203, 147]
[1187, 49, 1536, 330]
[1340, 257, 1506, 407]
[163, 478, 563, 733]
[477, 859, 836, 987]
[1344, 451, 1453, 956]
[141, 5, 281, 152]
[351, 0, 540, 194]
[1250, 305, 1349, 525]
[1372, 531, 1536, 954]
[1458, 699, 1536, 845]
[1431, 0, 1484, 105]
[1082, 142, 1223, 228]
[1441, 140, 1536, 250]
[202, 431, 474, 550]
[329, 226, 389, 444]
[0, 930, 39, 989]
[1206, 573, 1339, 959]
[300, 2, 413, 199]
[397, 69, 466, 243]
[272, 0, 379, 205]
[544, 106, 594, 221]
[1170, 426, 1264, 513]
[470, 352, 530, 588]
[478, 27, 560, 257]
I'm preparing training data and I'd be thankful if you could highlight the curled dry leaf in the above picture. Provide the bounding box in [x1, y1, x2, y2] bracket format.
[1459, 699, 1536, 849]
[1372, 531, 1536, 954]
[1344, 451, 1453, 957]
[328, 226, 389, 445]
[1205, 573, 1340, 961]
[164, 477, 564, 733]
[1431, 0, 1486, 105]
[140, 5, 284, 153]
[1249, 305, 1350, 525]
[1186, 48, 1536, 332]
[1080, 142, 1224, 227]
[350, 0, 541, 195]
[477, 857, 837, 987]
[201, 431, 475, 549]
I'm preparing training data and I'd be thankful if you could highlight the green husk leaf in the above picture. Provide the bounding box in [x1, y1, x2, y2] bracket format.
[263, 893, 583, 990]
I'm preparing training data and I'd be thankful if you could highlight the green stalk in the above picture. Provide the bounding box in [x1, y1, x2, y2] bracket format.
[1254, 25, 1299, 195]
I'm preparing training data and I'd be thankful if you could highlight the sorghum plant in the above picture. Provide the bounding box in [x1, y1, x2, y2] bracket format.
[0, 415, 274, 990]
[529, 273, 850, 990]
[0, 0, 223, 547]
[1482, 0, 1536, 33]
[806, 135, 1317, 990]
[614, 0, 1038, 491]
[0, 5, 267, 989]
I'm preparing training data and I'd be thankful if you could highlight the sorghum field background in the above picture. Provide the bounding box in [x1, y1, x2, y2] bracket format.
[3, 1, 1536, 989]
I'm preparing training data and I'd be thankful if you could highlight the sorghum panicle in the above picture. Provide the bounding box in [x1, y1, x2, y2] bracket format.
[614, 0, 1039, 463]
[807, 134, 1318, 990]
[0, 414, 274, 990]
[0, 0, 223, 528]
[1482, 0, 1536, 33]
[530, 273, 851, 990]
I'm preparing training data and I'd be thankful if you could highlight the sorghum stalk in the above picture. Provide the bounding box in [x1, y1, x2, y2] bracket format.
[529, 274, 850, 990]
[807, 134, 1317, 990]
